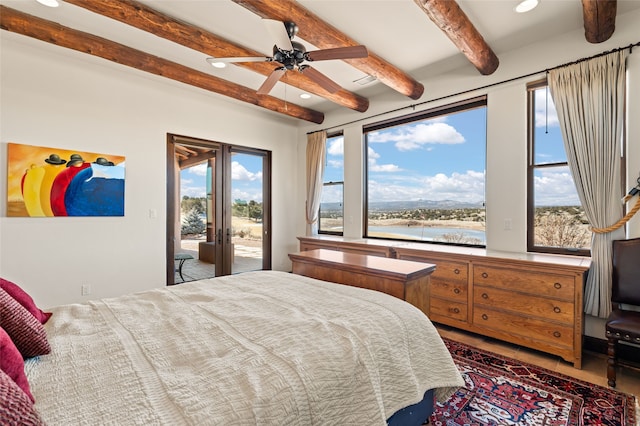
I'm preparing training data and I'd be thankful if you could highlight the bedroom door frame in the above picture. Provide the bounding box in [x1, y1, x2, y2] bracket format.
[166, 134, 272, 284]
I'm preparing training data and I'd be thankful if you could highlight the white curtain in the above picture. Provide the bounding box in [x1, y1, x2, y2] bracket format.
[548, 50, 628, 318]
[306, 131, 327, 235]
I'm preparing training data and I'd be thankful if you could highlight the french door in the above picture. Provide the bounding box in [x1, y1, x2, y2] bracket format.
[166, 134, 271, 284]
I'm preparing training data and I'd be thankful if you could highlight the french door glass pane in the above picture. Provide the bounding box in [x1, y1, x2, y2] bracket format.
[231, 152, 263, 273]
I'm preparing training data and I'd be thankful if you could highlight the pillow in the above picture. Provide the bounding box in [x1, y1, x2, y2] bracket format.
[0, 327, 34, 402]
[0, 369, 44, 426]
[0, 278, 51, 324]
[0, 288, 51, 358]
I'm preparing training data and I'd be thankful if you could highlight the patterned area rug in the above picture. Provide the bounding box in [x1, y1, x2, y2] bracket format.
[427, 338, 637, 425]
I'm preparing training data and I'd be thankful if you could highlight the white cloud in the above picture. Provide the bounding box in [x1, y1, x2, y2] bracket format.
[370, 163, 402, 172]
[368, 146, 401, 172]
[327, 159, 343, 168]
[368, 122, 465, 152]
[534, 168, 580, 205]
[327, 136, 344, 156]
[232, 161, 262, 181]
[368, 170, 485, 203]
[368, 146, 380, 159]
[187, 163, 208, 176]
[534, 87, 560, 128]
[232, 189, 263, 203]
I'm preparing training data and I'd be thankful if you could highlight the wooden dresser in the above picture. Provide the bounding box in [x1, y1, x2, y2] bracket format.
[288, 249, 435, 316]
[297, 236, 590, 368]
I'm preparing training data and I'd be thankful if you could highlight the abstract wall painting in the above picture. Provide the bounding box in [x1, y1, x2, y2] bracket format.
[6, 143, 126, 217]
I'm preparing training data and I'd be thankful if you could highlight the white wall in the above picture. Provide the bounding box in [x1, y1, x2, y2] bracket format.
[2, 8, 639, 340]
[295, 9, 640, 339]
[0, 32, 300, 307]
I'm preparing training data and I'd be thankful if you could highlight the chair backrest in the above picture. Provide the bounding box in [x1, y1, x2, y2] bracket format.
[611, 238, 640, 306]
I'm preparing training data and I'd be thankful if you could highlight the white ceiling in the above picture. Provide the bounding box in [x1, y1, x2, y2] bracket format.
[3, 0, 640, 117]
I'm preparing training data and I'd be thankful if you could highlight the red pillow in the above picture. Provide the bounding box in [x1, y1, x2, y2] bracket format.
[0, 278, 51, 324]
[0, 327, 34, 402]
[0, 369, 44, 426]
[0, 288, 51, 359]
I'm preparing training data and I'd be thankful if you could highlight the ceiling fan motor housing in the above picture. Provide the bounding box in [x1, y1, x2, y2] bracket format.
[272, 41, 307, 70]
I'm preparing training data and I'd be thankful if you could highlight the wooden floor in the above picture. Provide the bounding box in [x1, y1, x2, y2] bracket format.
[435, 324, 640, 398]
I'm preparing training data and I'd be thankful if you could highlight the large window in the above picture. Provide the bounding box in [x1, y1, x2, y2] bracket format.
[527, 81, 589, 255]
[364, 97, 487, 246]
[318, 133, 344, 235]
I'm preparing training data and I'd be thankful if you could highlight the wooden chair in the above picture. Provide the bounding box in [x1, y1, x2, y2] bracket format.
[605, 237, 640, 387]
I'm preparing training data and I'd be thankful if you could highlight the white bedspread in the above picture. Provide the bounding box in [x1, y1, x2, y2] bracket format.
[26, 270, 463, 425]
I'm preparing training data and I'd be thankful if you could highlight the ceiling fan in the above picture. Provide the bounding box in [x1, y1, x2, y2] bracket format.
[206, 20, 368, 95]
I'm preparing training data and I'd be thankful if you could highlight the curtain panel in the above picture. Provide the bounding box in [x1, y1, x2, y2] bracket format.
[548, 50, 629, 318]
[306, 131, 327, 235]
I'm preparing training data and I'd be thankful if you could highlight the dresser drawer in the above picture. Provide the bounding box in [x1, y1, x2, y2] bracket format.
[473, 265, 575, 300]
[473, 307, 573, 348]
[430, 297, 467, 322]
[474, 286, 574, 324]
[431, 279, 467, 302]
[432, 260, 468, 282]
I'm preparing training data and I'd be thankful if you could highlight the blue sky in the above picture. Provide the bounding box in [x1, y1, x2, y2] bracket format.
[324, 87, 580, 207]
[182, 87, 580, 208]
[365, 107, 487, 205]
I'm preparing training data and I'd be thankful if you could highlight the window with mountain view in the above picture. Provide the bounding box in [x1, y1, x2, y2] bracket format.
[364, 97, 487, 246]
[318, 133, 344, 235]
[527, 82, 590, 255]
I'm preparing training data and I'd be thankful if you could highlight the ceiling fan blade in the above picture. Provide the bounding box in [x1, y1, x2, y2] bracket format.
[206, 56, 271, 64]
[306, 45, 368, 62]
[300, 66, 341, 94]
[257, 68, 286, 95]
[263, 19, 293, 51]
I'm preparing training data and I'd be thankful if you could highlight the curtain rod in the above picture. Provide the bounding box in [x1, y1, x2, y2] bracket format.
[308, 41, 639, 135]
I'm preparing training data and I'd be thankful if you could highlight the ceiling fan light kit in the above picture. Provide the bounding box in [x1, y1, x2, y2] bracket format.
[211, 19, 368, 95]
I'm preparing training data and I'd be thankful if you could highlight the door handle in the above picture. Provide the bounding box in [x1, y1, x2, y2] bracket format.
[217, 229, 222, 244]
[226, 228, 231, 244]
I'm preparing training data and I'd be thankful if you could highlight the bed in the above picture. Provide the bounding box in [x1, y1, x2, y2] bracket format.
[17, 270, 462, 425]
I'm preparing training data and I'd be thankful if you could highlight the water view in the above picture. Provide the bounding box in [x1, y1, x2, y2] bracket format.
[368, 225, 486, 244]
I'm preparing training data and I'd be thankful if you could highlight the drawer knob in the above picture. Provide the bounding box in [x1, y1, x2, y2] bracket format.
[554, 282, 562, 289]
[454, 268, 460, 275]
[481, 272, 488, 278]
[482, 293, 489, 299]
[452, 308, 460, 314]
[553, 331, 561, 338]
[453, 288, 461, 294]
[482, 314, 488, 320]
[554, 306, 561, 313]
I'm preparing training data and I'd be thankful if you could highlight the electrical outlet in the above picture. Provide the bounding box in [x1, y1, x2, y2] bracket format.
[81, 284, 91, 296]
[504, 218, 512, 230]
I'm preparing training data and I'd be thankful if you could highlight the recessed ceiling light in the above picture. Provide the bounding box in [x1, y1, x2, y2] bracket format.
[36, 0, 60, 7]
[300, 93, 311, 99]
[206, 58, 227, 69]
[514, 0, 539, 13]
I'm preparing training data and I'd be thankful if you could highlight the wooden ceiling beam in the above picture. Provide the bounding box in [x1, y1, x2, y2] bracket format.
[233, 0, 425, 100]
[413, 0, 499, 75]
[179, 151, 215, 170]
[64, 0, 368, 113]
[581, 0, 617, 43]
[0, 6, 324, 124]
